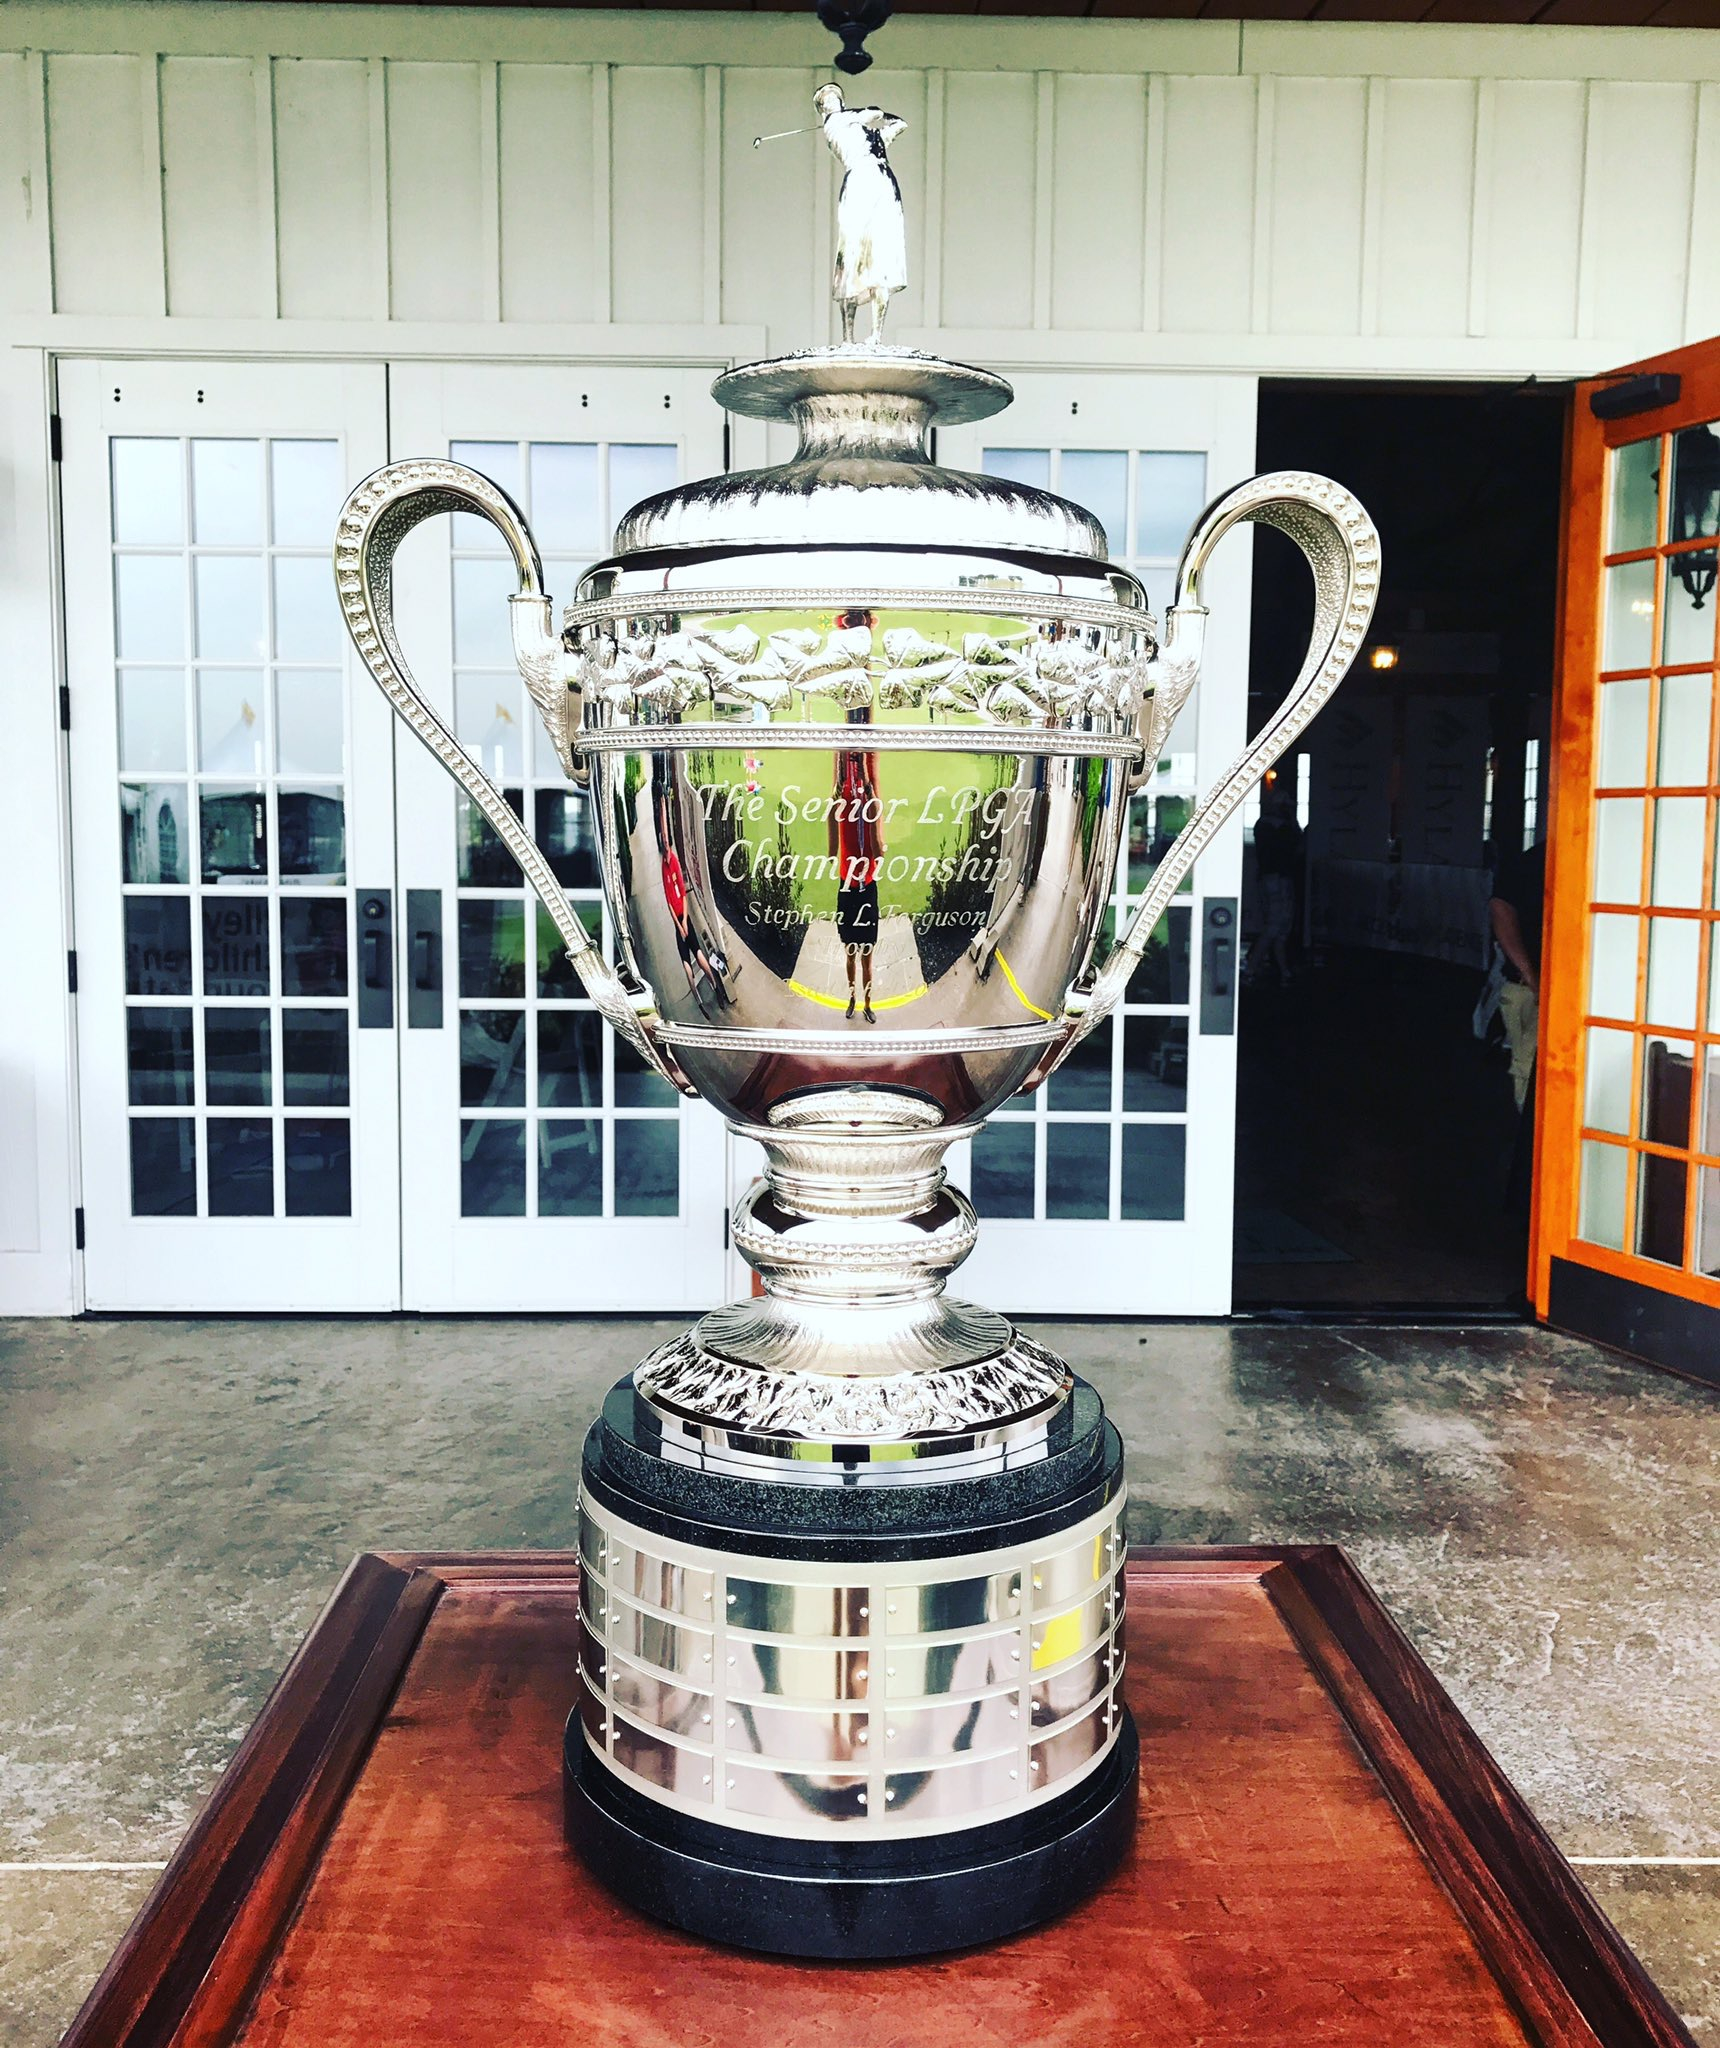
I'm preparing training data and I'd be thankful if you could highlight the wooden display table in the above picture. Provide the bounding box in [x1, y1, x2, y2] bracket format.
[64, 1549, 1691, 2047]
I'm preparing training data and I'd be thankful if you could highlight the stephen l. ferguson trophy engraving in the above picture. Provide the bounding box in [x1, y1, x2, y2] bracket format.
[334, 91, 1379, 1960]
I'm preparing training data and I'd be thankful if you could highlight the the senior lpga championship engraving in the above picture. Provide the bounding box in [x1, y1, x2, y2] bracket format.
[335, 87, 1379, 1958]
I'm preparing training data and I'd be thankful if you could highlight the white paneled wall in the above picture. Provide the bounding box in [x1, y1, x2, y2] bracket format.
[274, 59, 379, 322]
[1050, 74, 1146, 334]
[499, 64, 598, 324]
[1160, 77, 1257, 341]
[4, 9, 1718, 369]
[43, 52, 163, 316]
[1375, 79, 1474, 341]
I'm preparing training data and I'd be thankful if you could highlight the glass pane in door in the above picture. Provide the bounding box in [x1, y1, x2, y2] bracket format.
[447, 438, 684, 1220]
[111, 435, 354, 1218]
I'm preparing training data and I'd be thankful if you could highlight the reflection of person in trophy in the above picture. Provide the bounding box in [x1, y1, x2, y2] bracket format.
[968, 752, 1052, 983]
[814, 83, 907, 345]
[656, 790, 730, 1010]
[831, 701, 883, 1024]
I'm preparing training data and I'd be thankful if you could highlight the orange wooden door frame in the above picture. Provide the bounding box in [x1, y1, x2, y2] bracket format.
[1535, 336, 1720, 1324]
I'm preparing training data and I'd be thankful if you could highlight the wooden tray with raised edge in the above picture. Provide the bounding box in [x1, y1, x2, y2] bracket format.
[62, 1548, 1694, 2047]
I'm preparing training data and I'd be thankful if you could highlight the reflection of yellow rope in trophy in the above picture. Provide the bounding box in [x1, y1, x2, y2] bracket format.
[790, 976, 926, 1011]
[993, 948, 1053, 1023]
[787, 952, 1049, 1018]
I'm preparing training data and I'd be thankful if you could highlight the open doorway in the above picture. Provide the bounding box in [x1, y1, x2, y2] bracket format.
[1234, 379, 1567, 1311]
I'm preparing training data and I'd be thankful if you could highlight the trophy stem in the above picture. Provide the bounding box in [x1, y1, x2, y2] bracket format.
[731, 1089, 985, 1318]
[629, 1087, 1073, 1458]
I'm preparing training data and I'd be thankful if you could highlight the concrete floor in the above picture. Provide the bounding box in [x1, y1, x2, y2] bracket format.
[1, 1314, 1715, 2042]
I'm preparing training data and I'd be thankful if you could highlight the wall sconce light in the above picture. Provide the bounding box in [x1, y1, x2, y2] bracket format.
[1669, 425, 1720, 611]
[1369, 645, 1400, 670]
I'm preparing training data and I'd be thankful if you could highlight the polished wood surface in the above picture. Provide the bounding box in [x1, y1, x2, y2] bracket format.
[64, 1549, 1694, 2048]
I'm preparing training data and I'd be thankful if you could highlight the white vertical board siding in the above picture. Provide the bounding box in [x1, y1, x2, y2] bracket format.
[1584, 81, 1698, 346]
[160, 57, 265, 318]
[1268, 77, 1367, 336]
[1159, 76, 1256, 338]
[1482, 81, 1586, 340]
[0, 55, 46, 316]
[611, 65, 704, 324]
[498, 63, 598, 324]
[274, 59, 376, 321]
[942, 71, 1036, 331]
[3, 17, 1719, 364]
[1376, 79, 1475, 340]
[45, 53, 163, 315]
[1688, 83, 1720, 340]
[388, 62, 487, 322]
[720, 67, 817, 346]
[1051, 74, 1146, 333]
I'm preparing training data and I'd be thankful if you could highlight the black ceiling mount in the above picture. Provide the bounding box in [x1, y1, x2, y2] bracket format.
[817, 0, 893, 76]
[1589, 373, 1681, 421]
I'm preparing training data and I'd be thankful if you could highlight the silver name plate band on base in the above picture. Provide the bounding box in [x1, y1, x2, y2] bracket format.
[576, 1491, 1128, 1842]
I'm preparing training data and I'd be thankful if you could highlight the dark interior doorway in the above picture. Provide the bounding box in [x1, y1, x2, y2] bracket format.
[1234, 379, 1567, 1311]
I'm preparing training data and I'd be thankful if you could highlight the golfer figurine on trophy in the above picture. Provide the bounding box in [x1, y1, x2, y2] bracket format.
[813, 82, 907, 343]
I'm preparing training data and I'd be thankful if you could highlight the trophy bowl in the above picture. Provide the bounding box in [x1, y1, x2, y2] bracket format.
[335, 308, 1378, 1959]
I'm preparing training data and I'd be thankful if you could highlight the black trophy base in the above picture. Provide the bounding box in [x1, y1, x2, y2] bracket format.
[563, 1706, 1139, 1960]
[567, 1371, 1134, 1958]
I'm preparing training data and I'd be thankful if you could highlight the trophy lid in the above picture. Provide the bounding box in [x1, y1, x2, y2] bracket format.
[611, 343, 1111, 565]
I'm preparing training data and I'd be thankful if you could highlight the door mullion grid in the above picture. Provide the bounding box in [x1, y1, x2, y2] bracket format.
[599, 900, 617, 1222]
[177, 437, 214, 1220]
[449, 435, 625, 1228]
[593, 432, 617, 1230]
[1109, 994, 1124, 1221]
[261, 445, 284, 1220]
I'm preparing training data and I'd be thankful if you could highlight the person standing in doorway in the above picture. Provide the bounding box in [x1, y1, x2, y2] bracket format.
[1245, 790, 1304, 987]
[1489, 837, 1546, 1114]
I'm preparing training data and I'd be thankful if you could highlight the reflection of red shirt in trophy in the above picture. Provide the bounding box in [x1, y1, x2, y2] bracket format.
[833, 750, 882, 886]
[661, 846, 689, 921]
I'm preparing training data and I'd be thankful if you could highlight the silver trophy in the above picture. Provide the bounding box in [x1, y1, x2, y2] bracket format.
[335, 95, 1379, 1957]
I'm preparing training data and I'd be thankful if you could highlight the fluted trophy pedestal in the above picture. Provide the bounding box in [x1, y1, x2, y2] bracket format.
[334, 117, 1378, 1958]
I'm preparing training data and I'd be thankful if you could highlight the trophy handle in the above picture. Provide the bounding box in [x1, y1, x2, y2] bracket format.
[1047, 471, 1380, 1069]
[333, 459, 694, 1094]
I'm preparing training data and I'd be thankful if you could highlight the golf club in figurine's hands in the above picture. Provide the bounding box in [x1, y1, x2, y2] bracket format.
[334, 85, 1379, 1960]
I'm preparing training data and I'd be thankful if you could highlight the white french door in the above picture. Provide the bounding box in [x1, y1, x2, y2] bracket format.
[386, 363, 729, 1310]
[939, 372, 1259, 1316]
[62, 359, 400, 1309]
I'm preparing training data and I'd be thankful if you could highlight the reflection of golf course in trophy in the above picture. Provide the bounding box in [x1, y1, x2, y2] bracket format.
[334, 83, 1379, 1960]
